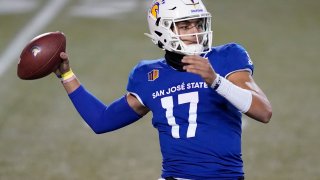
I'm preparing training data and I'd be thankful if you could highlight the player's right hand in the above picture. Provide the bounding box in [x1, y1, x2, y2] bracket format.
[182, 55, 217, 86]
[55, 52, 71, 77]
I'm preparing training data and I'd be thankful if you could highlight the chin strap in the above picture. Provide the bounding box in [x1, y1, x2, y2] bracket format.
[165, 50, 186, 72]
[180, 44, 204, 55]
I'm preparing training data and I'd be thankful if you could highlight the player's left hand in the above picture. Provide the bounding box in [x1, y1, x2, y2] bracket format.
[182, 55, 217, 85]
[55, 52, 70, 77]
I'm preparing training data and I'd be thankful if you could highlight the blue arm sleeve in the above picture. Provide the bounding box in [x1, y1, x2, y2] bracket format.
[68, 85, 142, 134]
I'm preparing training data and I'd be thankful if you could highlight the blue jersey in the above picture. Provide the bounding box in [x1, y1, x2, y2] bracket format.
[127, 43, 254, 179]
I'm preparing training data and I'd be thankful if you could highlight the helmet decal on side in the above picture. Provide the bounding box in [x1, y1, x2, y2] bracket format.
[145, 0, 212, 55]
[150, 2, 160, 19]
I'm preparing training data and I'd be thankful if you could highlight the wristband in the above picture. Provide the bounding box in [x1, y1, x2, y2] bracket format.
[211, 74, 221, 90]
[60, 69, 76, 83]
[211, 74, 252, 113]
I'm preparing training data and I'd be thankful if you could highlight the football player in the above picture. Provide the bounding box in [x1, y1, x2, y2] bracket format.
[56, 0, 272, 179]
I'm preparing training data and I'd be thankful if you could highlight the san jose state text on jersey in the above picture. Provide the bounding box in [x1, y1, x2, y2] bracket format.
[152, 81, 209, 99]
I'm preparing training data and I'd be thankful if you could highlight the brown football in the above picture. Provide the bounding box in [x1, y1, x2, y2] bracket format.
[17, 31, 66, 80]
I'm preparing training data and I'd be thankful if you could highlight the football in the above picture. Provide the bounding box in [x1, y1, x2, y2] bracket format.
[17, 31, 66, 80]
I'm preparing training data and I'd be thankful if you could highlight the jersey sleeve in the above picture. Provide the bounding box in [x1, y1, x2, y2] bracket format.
[209, 43, 254, 78]
[126, 62, 146, 106]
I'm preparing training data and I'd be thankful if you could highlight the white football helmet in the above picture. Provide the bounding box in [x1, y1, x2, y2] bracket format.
[145, 0, 212, 55]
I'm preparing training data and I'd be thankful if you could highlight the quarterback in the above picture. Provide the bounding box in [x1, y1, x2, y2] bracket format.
[56, 0, 272, 179]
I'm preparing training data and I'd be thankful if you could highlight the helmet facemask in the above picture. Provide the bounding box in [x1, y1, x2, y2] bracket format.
[169, 15, 212, 55]
[149, 15, 212, 55]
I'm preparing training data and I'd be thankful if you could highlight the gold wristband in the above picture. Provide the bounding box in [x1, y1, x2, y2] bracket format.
[60, 69, 76, 83]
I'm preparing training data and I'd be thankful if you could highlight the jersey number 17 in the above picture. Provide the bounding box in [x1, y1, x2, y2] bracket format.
[160, 91, 199, 138]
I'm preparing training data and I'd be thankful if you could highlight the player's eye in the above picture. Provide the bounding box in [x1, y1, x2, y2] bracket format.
[178, 25, 189, 30]
[177, 21, 203, 31]
[196, 22, 204, 29]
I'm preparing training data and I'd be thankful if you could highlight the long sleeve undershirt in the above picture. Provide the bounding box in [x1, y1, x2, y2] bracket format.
[68, 85, 142, 134]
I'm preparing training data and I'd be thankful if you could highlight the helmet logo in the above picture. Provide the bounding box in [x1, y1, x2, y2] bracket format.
[151, 2, 160, 19]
